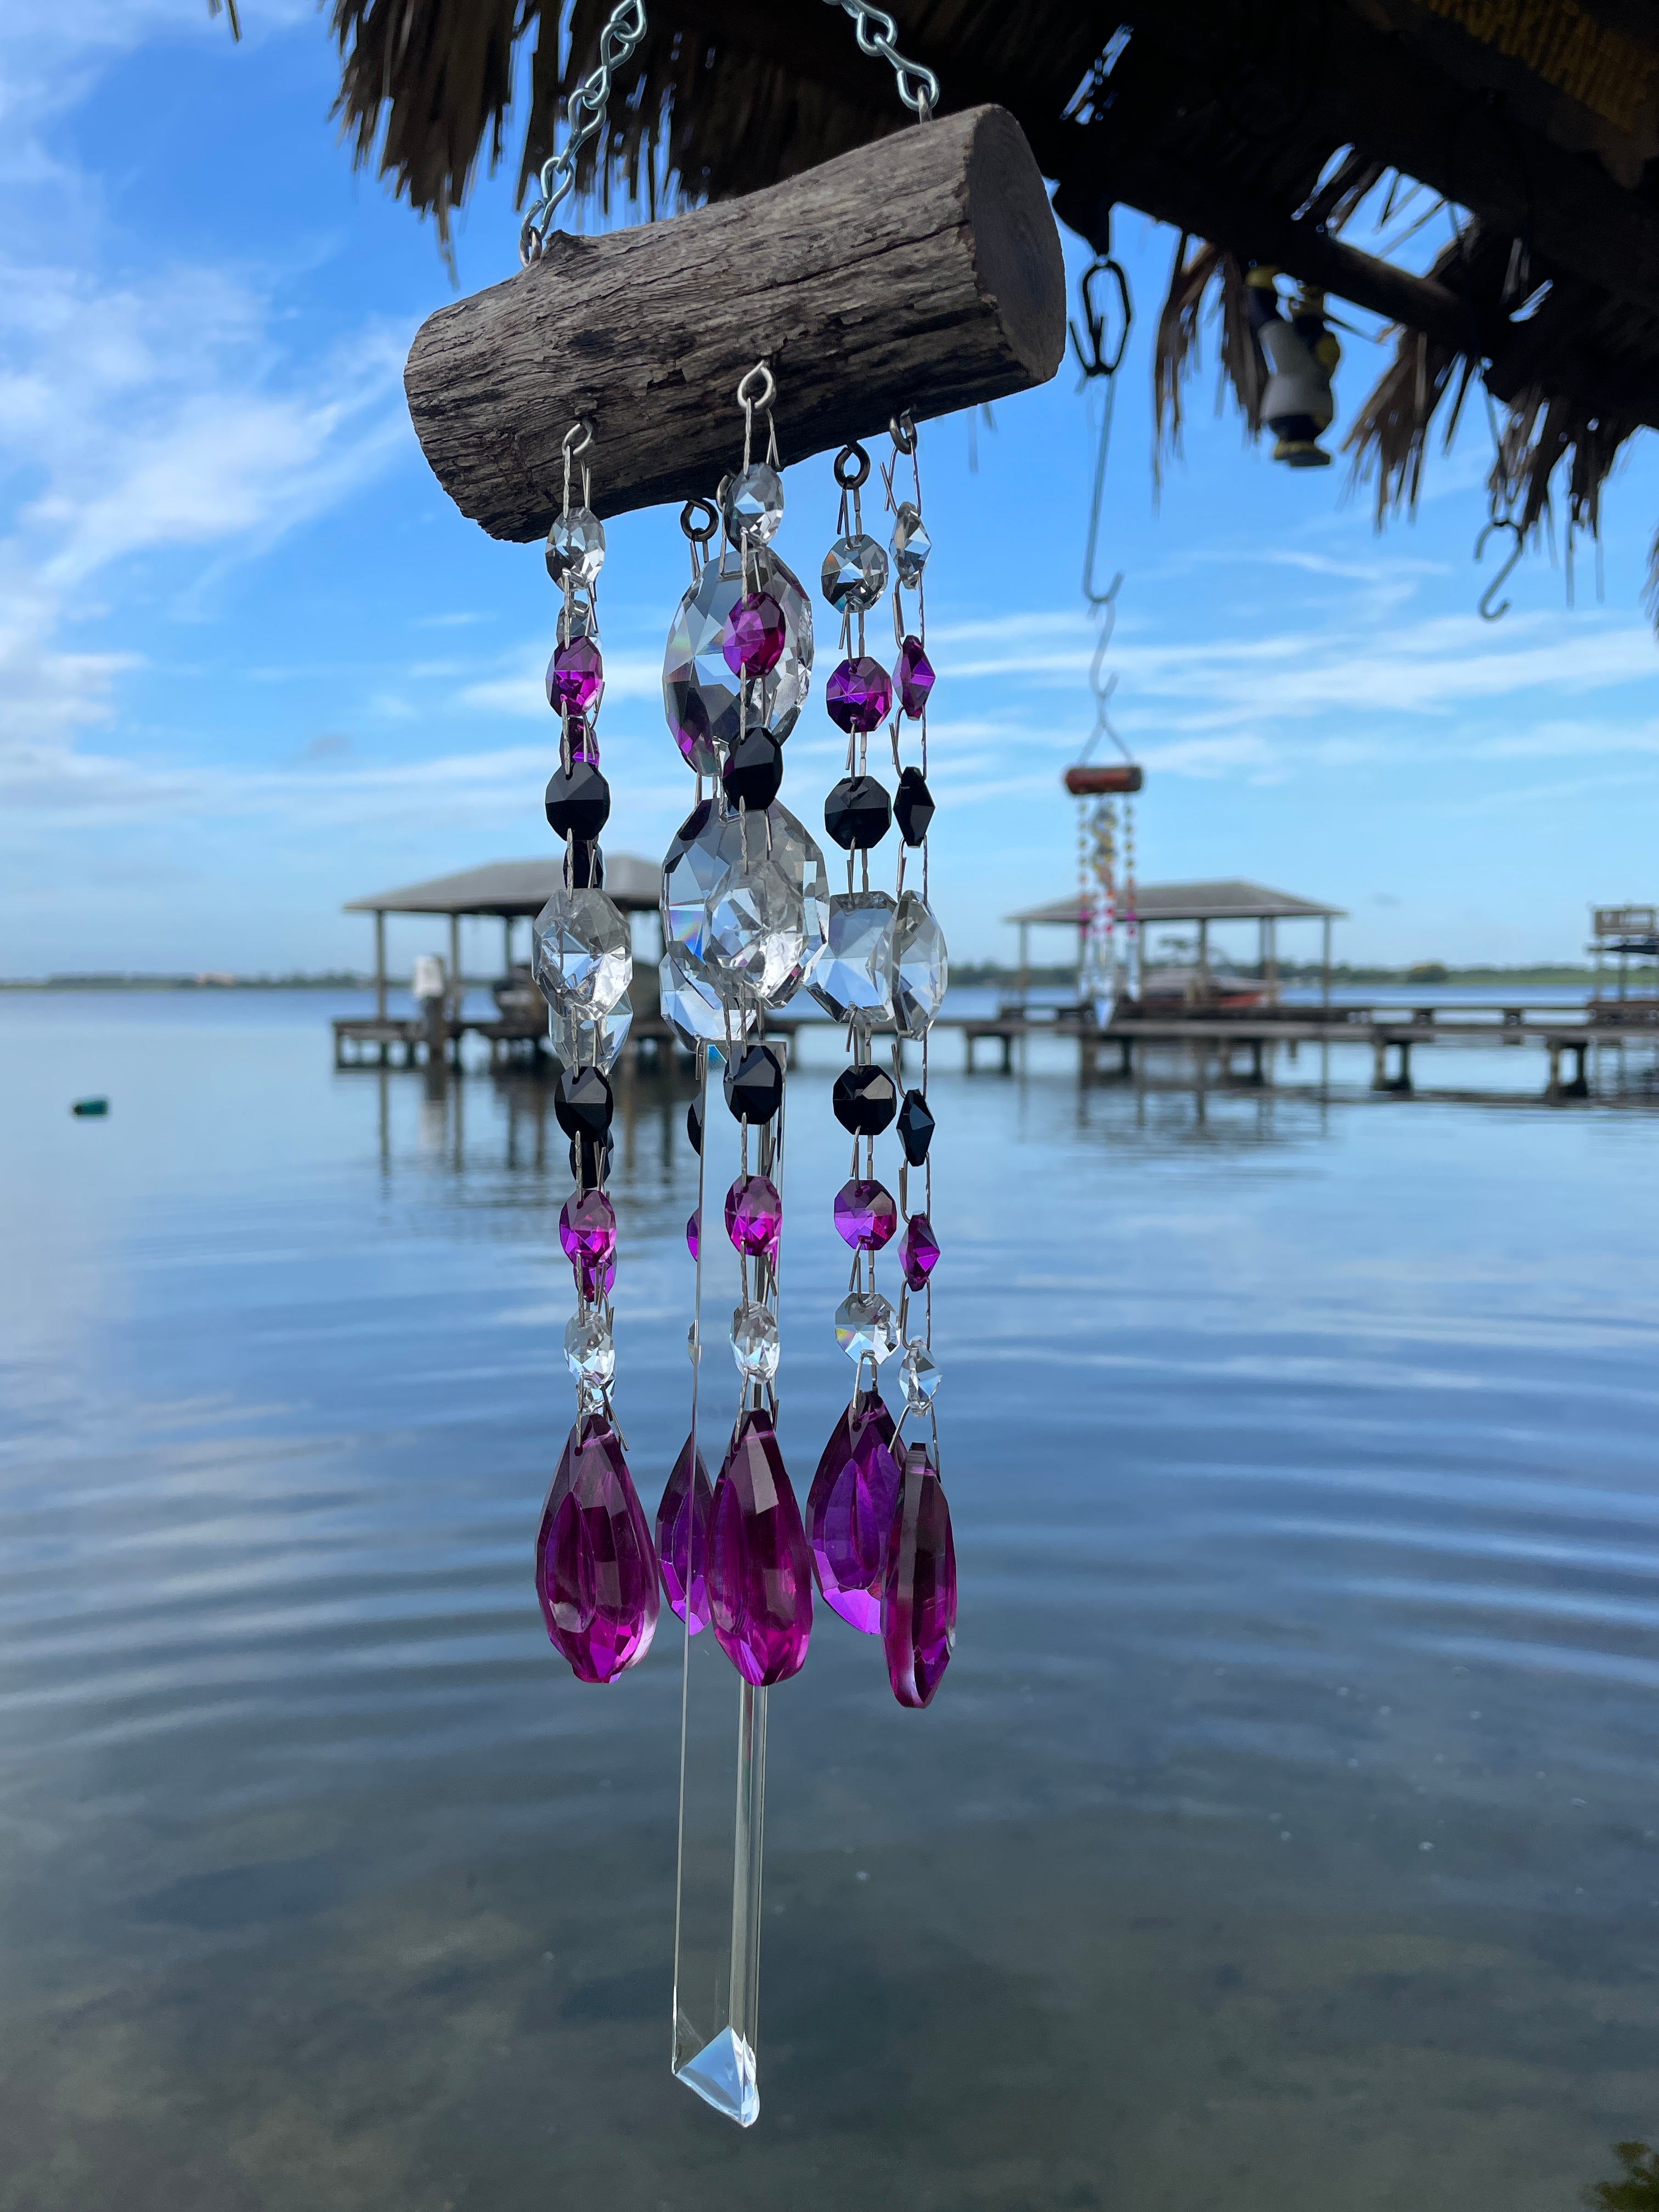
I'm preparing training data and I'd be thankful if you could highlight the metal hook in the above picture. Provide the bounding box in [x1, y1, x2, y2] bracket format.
[1070, 256, 1133, 381]
[736, 362, 776, 415]
[562, 416, 596, 459]
[833, 442, 871, 490]
[1475, 517, 1524, 621]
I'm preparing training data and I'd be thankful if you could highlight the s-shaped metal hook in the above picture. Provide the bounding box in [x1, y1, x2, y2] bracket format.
[1475, 517, 1524, 621]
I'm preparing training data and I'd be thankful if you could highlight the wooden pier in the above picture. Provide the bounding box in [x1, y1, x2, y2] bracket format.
[335, 994, 1657, 1103]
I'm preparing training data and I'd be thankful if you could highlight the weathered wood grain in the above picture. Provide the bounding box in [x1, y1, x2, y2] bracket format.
[403, 104, 1065, 538]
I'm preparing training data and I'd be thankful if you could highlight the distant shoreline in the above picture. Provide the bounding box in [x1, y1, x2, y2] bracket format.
[1, 963, 1650, 993]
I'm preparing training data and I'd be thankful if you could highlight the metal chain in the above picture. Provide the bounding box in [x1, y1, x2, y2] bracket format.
[820, 0, 940, 117]
[520, 0, 648, 266]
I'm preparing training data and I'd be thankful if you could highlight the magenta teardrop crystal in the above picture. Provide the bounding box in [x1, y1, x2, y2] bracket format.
[535, 1415, 661, 1684]
[806, 1392, 900, 1634]
[708, 1408, 813, 1685]
[656, 1432, 713, 1633]
[882, 1440, 956, 1708]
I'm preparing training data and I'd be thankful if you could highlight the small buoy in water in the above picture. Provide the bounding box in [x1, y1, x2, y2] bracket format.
[71, 1098, 108, 1118]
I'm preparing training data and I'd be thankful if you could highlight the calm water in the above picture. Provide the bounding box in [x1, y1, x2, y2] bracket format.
[3, 991, 1658, 2211]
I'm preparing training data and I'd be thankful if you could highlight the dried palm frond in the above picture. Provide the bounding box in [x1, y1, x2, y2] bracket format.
[1342, 326, 1475, 523]
[1297, 148, 1386, 235]
[1152, 237, 1259, 488]
[1491, 387, 1639, 542]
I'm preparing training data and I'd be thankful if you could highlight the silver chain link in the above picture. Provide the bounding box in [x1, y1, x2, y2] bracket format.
[821, 0, 940, 117]
[518, 0, 938, 266]
[520, 0, 648, 266]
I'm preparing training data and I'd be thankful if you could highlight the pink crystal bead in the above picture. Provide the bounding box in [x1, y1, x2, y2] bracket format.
[548, 636, 604, 716]
[560, 1188, 617, 1301]
[536, 1415, 661, 1683]
[708, 1408, 813, 1685]
[806, 1393, 900, 1634]
[686, 1206, 701, 1261]
[900, 1211, 940, 1291]
[656, 1432, 713, 1633]
[826, 656, 893, 734]
[895, 634, 934, 719]
[834, 1177, 898, 1251]
[721, 591, 786, 678]
[725, 1172, 782, 1262]
[882, 1440, 956, 1708]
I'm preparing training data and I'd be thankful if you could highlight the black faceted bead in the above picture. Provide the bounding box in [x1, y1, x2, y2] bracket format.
[666, 798, 713, 867]
[567, 840, 604, 889]
[545, 758, 611, 840]
[568, 1131, 613, 1190]
[894, 766, 934, 847]
[832, 1063, 898, 1135]
[555, 1064, 614, 1142]
[686, 1098, 702, 1156]
[824, 774, 891, 850]
[724, 1041, 785, 1125]
[896, 1087, 935, 1165]
[721, 731, 785, 810]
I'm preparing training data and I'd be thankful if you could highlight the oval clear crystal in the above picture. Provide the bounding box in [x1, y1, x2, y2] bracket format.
[835, 1290, 898, 1364]
[893, 890, 949, 1039]
[822, 534, 889, 612]
[663, 549, 812, 772]
[546, 506, 605, 586]
[723, 463, 784, 548]
[890, 502, 931, 588]
[659, 945, 755, 1048]
[900, 1339, 940, 1414]
[532, 886, 632, 1018]
[730, 1299, 781, 1381]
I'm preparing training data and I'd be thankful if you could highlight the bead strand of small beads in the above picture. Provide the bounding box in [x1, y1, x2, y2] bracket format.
[531, 422, 661, 1688]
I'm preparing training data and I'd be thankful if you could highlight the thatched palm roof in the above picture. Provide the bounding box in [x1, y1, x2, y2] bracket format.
[324, 0, 1659, 595]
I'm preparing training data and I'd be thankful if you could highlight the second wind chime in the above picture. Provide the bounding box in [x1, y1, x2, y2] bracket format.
[402, 0, 1066, 2130]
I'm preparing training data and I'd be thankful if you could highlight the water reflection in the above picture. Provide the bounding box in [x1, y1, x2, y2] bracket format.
[1, 994, 1658, 2209]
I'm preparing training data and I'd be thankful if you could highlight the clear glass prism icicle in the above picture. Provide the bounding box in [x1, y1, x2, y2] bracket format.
[672, 1046, 772, 2129]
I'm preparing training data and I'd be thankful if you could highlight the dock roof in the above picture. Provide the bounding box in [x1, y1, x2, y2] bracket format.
[1007, 879, 1346, 928]
[345, 856, 660, 917]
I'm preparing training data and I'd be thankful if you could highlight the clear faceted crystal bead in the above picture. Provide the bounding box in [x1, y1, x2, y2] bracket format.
[892, 890, 949, 1039]
[900, 1339, 940, 1414]
[565, 1310, 616, 1394]
[546, 506, 605, 586]
[722, 464, 784, 548]
[706, 847, 810, 1007]
[658, 944, 754, 1049]
[822, 534, 889, 612]
[809, 890, 896, 1023]
[835, 1291, 898, 1364]
[532, 887, 632, 1018]
[548, 994, 633, 1075]
[730, 1299, 781, 1381]
[663, 549, 813, 772]
[890, 502, 931, 588]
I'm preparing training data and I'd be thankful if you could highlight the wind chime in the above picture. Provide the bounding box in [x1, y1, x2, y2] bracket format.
[401, 0, 1065, 2129]
[1066, 247, 1143, 1017]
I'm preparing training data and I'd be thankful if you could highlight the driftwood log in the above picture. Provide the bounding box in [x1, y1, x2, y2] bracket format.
[404, 104, 1064, 538]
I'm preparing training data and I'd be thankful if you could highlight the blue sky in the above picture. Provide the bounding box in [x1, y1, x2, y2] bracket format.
[3, 2, 1658, 978]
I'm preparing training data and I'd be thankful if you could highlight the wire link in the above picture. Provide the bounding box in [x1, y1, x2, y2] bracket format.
[519, 0, 648, 266]
[820, 0, 940, 117]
